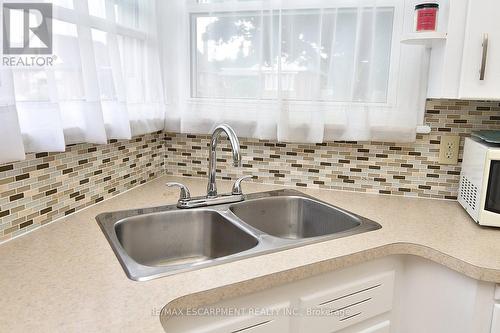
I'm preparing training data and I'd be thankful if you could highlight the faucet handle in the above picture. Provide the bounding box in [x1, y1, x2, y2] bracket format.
[166, 182, 191, 200]
[232, 176, 253, 195]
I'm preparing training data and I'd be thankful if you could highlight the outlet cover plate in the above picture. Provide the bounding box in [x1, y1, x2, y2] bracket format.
[439, 135, 460, 165]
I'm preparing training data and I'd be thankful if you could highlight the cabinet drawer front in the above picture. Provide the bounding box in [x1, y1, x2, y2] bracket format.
[297, 271, 395, 333]
[358, 320, 391, 333]
[167, 302, 291, 333]
[198, 316, 290, 333]
[227, 317, 289, 333]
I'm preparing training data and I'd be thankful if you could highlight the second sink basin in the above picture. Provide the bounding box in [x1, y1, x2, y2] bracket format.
[229, 196, 361, 239]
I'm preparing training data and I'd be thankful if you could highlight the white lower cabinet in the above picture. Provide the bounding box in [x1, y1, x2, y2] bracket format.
[165, 257, 400, 333]
[163, 256, 496, 333]
[492, 304, 500, 333]
[492, 286, 500, 333]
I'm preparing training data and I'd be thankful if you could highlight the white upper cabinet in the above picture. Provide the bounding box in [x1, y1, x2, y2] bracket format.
[459, 0, 500, 99]
[427, 0, 500, 100]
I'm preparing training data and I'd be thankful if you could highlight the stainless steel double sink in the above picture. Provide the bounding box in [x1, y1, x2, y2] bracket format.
[96, 189, 381, 281]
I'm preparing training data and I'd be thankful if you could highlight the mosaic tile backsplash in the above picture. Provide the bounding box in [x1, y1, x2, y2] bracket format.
[0, 132, 165, 242]
[165, 99, 500, 200]
[0, 99, 499, 242]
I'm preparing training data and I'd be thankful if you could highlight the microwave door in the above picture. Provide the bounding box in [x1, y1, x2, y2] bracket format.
[485, 160, 500, 214]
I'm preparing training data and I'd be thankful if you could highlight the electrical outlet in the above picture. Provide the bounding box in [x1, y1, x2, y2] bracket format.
[439, 135, 460, 165]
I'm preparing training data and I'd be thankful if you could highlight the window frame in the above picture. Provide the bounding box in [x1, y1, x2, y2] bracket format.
[49, 1, 151, 103]
[9, 0, 150, 103]
[52, 5, 147, 41]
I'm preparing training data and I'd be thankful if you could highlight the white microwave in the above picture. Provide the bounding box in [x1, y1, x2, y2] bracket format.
[459, 137, 500, 227]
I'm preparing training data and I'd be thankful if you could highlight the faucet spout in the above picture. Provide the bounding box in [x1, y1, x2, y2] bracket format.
[207, 124, 241, 197]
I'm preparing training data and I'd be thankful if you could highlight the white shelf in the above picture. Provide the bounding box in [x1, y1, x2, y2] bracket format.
[401, 32, 448, 48]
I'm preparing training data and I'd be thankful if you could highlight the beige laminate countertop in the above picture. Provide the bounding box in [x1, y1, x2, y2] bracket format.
[1, 175, 500, 332]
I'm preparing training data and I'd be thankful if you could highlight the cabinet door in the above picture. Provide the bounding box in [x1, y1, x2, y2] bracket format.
[492, 304, 500, 333]
[459, 0, 500, 99]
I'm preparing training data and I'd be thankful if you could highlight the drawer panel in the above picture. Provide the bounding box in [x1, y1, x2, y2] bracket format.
[197, 315, 290, 333]
[357, 320, 391, 333]
[297, 271, 395, 333]
[167, 302, 291, 333]
[228, 317, 289, 333]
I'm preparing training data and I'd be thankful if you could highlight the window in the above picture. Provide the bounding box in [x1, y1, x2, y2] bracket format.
[163, 0, 427, 143]
[0, 0, 428, 164]
[190, 1, 395, 103]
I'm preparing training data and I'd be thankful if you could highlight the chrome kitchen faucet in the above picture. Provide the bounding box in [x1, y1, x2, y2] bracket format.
[207, 124, 241, 197]
[167, 124, 252, 208]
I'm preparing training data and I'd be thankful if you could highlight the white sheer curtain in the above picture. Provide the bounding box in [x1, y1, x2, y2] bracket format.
[0, 68, 25, 163]
[162, 0, 428, 143]
[0, 0, 165, 163]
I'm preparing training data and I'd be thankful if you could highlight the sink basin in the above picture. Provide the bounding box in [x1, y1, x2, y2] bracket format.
[97, 189, 381, 281]
[229, 196, 361, 239]
[115, 210, 258, 267]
